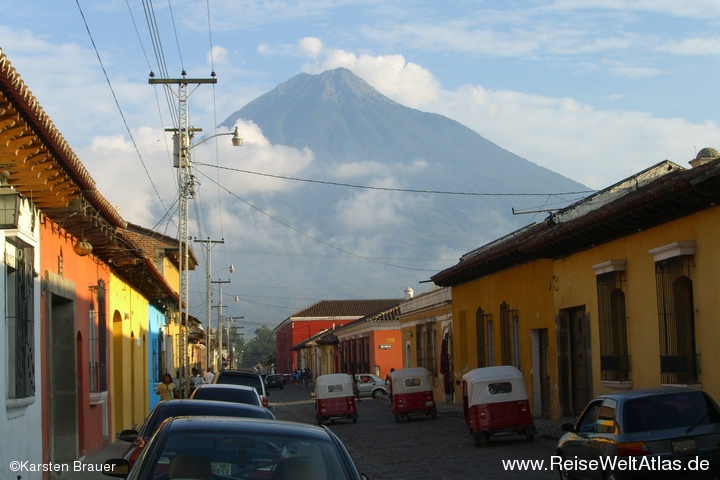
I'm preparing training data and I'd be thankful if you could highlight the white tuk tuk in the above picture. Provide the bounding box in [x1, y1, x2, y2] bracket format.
[314, 373, 358, 425]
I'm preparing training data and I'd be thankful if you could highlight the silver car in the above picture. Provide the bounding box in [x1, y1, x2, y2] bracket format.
[353, 374, 389, 398]
[556, 386, 720, 480]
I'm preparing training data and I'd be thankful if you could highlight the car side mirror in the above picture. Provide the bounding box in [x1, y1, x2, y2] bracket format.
[103, 459, 130, 478]
[561, 422, 575, 432]
[118, 429, 138, 442]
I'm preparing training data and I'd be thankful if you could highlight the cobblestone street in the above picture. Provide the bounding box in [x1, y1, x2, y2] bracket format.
[70, 381, 570, 480]
[270, 382, 562, 479]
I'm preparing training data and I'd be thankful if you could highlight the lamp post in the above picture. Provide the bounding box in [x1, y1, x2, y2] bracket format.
[195, 238, 234, 373]
[151, 73, 243, 397]
[225, 317, 244, 370]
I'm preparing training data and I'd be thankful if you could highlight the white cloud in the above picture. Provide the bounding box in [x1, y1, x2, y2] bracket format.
[208, 45, 230, 64]
[299, 37, 323, 58]
[302, 48, 720, 189]
[657, 37, 720, 56]
[303, 48, 441, 108]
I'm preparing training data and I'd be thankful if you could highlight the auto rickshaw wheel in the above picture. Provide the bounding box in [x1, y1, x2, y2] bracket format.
[473, 431, 488, 447]
[352, 418, 357, 423]
[526, 433, 534, 442]
[394, 413, 402, 423]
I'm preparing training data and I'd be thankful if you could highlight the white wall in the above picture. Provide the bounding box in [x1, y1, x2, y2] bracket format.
[0, 198, 43, 479]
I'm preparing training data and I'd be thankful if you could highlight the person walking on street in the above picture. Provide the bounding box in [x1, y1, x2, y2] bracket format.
[156, 373, 176, 400]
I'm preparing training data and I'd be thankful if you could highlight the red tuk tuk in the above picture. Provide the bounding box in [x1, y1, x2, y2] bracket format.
[462, 366, 536, 446]
[315, 373, 358, 425]
[390, 367, 437, 423]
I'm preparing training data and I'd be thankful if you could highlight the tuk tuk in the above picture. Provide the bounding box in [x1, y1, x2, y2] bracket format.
[390, 367, 437, 423]
[462, 365, 536, 446]
[314, 373, 358, 425]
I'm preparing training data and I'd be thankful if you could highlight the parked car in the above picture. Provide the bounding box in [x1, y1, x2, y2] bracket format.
[556, 386, 720, 479]
[104, 416, 367, 480]
[190, 383, 264, 407]
[117, 399, 275, 468]
[353, 373, 389, 398]
[214, 369, 270, 407]
[265, 373, 285, 390]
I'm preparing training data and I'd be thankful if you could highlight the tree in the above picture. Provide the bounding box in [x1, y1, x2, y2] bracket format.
[241, 325, 275, 370]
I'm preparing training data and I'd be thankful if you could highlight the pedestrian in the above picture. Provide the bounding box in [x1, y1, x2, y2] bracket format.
[352, 374, 361, 402]
[190, 367, 204, 394]
[386, 368, 395, 404]
[156, 373, 176, 401]
[203, 367, 215, 384]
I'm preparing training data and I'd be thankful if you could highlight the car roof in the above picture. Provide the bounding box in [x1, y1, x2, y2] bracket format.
[164, 416, 333, 440]
[215, 370, 261, 377]
[596, 386, 704, 401]
[195, 383, 256, 391]
[157, 399, 262, 410]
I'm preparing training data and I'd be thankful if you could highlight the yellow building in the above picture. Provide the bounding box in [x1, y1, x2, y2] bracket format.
[397, 287, 452, 403]
[109, 275, 150, 432]
[433, 151, 720, 420]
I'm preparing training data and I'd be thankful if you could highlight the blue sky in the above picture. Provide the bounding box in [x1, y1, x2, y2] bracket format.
[2, 1, 720, 328]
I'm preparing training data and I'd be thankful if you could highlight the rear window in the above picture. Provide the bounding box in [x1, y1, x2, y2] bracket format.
[215, 373, 263, 391]
[488, 382, 512, 395]
[622, 392, 720, 433]
[193, 388, 260, 406]
[327, 384, 345, 393]
[403, 377, 422, 388]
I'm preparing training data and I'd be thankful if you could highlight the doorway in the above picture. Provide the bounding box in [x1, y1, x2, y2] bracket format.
[530, 328, 550, 418]
[48, 286, 78, 466]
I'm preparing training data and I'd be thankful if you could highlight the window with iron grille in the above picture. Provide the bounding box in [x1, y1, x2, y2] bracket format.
[655, 255, 698, 384]
[6, 238, 35, 399]
[89, 281, 108, 393]
[475, 307, 492, 367]
[596, 271, 630, 381]
[486, 318, 494, 366]
[415, 323, 437, 373]
[500, 302, 520, 368]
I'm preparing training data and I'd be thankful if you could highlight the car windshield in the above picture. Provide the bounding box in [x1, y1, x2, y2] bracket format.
[193, 388, 260, 406]
[622, 391, 720, 433]
[144, 430, 351, 479]
[216, 373, 263, 392]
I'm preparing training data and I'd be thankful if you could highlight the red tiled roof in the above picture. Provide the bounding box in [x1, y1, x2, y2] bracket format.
[290, 299, 405, 319]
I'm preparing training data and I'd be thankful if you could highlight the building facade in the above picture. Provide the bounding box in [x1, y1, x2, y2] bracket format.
[433, 154, 720, 419]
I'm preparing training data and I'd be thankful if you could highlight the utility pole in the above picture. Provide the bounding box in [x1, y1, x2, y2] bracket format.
[194, 238, 224, 374]
[150, 73, 217, 397]
[212, 279, 231, 371]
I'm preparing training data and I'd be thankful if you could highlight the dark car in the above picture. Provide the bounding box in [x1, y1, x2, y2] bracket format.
[265, 374, 284, 390]
[190, 383, 263, 407]
[105, 416, 367, 480]
[214, 369, 269, 407]
[118, 399, 275, 468]
[556, 387, 720, 480]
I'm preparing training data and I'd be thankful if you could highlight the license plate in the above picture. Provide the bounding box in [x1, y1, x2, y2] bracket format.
[211, 462, 232, 476]
[672, 438, 697, 454]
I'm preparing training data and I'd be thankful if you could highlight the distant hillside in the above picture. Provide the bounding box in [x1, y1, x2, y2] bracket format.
[218, 68, 588, 301]
[222, 68, 585, 196]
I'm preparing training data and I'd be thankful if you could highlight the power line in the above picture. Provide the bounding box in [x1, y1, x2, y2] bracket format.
[194, 169, 438, 273]
[75, 0, 169, 213]
[196, 162, 596, 198]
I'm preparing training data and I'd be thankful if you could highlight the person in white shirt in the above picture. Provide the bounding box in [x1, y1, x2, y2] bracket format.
[203, 368, 215, 384]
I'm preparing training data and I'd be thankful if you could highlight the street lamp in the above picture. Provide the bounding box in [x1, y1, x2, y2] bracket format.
[195, 237, 235, 373]
[170, 126, 243, 396]
[225, 317, 244, 370]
